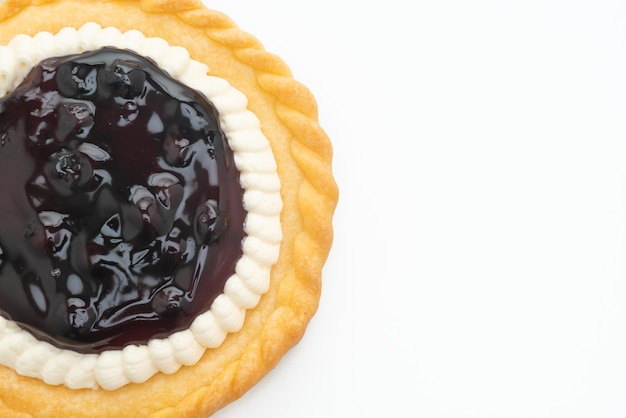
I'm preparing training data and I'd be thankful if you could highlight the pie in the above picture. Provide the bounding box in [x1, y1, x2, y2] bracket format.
[0, 1, 337, 417]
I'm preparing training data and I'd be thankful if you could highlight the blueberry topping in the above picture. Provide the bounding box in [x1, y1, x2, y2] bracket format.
[0, 48, 245, 352]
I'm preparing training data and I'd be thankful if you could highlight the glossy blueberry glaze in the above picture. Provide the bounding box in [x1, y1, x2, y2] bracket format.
[0, 48, 245, 353]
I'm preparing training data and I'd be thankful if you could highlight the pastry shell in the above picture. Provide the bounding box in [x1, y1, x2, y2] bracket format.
[0, 0, 337, 417]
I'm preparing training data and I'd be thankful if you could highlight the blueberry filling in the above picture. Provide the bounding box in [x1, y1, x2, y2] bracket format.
[0, 48, 245, 353]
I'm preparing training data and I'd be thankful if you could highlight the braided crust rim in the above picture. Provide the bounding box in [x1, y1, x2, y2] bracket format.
[0, 1, 338, 417]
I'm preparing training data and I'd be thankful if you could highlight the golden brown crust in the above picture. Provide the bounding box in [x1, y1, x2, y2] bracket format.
[0, 0, 338, 416]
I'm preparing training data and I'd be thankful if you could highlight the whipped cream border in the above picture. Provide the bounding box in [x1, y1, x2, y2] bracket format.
[0, 23, 282, 390]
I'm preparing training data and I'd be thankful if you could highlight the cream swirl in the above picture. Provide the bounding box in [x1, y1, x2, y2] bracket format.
[0, 23, 282, 390]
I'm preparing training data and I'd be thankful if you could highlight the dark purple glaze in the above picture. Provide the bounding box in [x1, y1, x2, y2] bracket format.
[0, 48, 245, 353]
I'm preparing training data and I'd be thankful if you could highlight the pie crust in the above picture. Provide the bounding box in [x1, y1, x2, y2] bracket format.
[0, 1, 337, 417]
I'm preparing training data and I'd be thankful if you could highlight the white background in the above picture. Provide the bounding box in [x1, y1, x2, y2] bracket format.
[206, 1, 626, 417]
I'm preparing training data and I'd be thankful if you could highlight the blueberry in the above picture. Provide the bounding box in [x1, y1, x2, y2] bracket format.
[66, 297, 96, 334]
[194, 199, 228, 245]
[162, 133, 195, 167]
[56, 63, 98, 98]
[151, 285, 184, 317]
[43, 150, 93, 196]
[56, 100, 95, 140]
[97, 62, 147, 100]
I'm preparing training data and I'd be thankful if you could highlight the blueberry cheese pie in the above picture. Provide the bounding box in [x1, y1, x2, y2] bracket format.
[0, 1, 337, 417]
